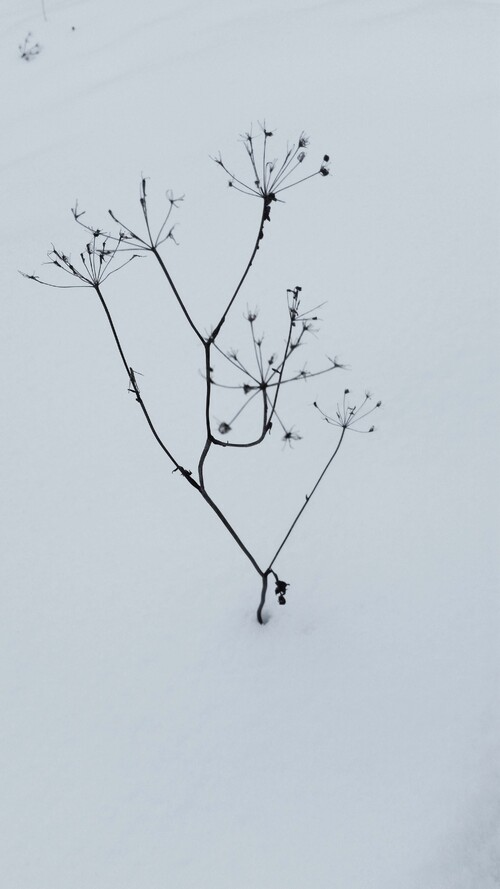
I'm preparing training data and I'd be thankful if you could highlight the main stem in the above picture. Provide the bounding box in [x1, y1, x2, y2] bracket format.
[256, 573, 269, 625]
[152, 248, 205, 344]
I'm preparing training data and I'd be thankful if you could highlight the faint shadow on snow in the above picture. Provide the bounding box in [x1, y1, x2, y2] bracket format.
[419, 751, 500, 889]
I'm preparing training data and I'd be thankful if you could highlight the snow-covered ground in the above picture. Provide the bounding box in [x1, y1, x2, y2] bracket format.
[1, 1, 499, 886]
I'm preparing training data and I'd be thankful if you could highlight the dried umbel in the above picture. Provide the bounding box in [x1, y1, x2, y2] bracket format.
[314, 390, 382, 434]
[213, 125, 330, 201]
[208, 285, 344, 449]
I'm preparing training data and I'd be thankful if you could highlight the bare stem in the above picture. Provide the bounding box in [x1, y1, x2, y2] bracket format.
[211, 200, 269, 340]
[266, 426, 347, 572]
[198, 341, 213, 486]
[197, 487, 264, 577]
[94, 284, 189, 473]
[30, 129, 351, 626]
[257, 572, 269, 624]
[152, 247, 205, 344]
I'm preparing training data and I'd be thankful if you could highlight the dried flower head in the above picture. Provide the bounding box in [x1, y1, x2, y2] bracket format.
[213, 124, 330, 203]
[314, 390, 382, 433]
[282, 427, 302, 447]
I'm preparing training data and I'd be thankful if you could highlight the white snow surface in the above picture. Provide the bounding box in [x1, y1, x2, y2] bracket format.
[1, 0, 499, 886]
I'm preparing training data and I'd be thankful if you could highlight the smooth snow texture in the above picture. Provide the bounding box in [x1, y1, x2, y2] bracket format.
[1, 0, 499, 887]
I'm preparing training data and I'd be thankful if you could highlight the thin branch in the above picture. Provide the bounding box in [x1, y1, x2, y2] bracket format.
[211, 200, 269, 340]
[266, 426, 347, 572]
[151, 246, 205, 344]
[93, 284, 188, 473]
[212, 341, 260, 383]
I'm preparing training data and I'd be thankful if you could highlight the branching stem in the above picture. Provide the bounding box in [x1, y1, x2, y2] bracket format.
[96, 281, 265, 578]
[28, 128, 372, 626]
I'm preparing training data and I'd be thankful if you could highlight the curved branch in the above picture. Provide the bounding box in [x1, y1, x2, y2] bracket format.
[94, 284, 189, 475]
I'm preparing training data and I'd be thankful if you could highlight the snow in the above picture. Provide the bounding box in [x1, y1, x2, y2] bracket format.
[1, 0, 499, 886]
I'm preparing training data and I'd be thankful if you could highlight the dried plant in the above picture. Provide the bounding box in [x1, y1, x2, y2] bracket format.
[18, 33, 41, 61]
[22, 124, 380, 623]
